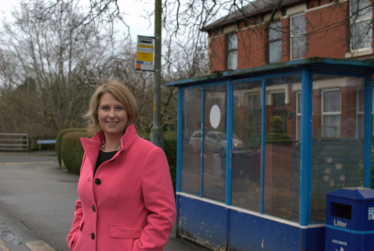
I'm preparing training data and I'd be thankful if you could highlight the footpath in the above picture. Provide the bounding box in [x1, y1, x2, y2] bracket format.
[0, 151, 208, 251]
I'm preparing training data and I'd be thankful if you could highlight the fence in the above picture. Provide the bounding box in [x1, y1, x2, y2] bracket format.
[0, 133, 28, 151]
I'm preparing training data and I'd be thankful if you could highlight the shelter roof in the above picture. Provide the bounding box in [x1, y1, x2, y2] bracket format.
[166, 57, 374, 88]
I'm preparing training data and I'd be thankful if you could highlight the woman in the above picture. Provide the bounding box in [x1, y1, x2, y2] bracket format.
[67, 80, 176, 251]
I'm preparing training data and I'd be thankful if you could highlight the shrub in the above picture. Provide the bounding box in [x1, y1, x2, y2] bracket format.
[164, 138, 177, 192]
[61, 131, 93, 174]
[56, 128, 87, 167]
[358, 146, 374, 188]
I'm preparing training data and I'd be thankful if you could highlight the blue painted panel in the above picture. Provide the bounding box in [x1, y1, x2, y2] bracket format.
[229, 210, 300, 251]
[229, 210, 326, 251]
[307, 227, 326, 251]
[178, 194, 326, 251]
[177, 195, 227, 249]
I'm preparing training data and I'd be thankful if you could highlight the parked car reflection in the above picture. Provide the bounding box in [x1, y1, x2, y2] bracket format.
[188, 130, 244, 155]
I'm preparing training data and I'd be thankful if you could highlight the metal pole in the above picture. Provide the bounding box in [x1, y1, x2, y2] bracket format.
[151, 0, 164, 148]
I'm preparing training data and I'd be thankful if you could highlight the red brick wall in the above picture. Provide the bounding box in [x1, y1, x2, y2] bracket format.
[281, 18, 291, 62]
[341, 86, 357, 137]
[209, 35, 227, 72]
[306, 2, 349, 58]
[237, 26, 267, 69]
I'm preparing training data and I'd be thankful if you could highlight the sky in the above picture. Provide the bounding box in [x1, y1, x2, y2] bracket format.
[0, 0, 155, 42]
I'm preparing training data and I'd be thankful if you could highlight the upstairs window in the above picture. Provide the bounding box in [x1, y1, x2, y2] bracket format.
[269, 21, 282, 63]
[227, 33, 238, 70]
[290, 14, 306, 60]
[350, 0, 372, 50]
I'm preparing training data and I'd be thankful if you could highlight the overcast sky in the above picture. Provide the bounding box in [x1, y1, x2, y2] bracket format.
[0, 0, 155, 42]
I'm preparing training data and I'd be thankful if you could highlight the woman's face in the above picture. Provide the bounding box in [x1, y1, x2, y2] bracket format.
[98, 92, 128, 139]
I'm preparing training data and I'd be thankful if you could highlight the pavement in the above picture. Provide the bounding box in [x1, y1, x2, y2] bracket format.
[0, 150, 209, 251]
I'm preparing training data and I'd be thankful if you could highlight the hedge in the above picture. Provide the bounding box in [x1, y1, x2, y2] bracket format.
[56, 128, 88, 167]
[59, 129, 177, 189]
[61, 131, 94, 174]
[359, 146, 374, 189]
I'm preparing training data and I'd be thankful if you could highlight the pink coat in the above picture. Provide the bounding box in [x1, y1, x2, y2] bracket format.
[67, 124, 176, 251]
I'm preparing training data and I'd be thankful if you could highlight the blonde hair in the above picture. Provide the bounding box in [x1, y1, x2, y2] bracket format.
[86, 80, 138, 133]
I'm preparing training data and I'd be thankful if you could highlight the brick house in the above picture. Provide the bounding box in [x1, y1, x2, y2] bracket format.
[203, 0, 373, 72]
[201, 0, 373, 142]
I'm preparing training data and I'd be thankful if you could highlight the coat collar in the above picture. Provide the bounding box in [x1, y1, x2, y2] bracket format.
[81, 124, 138, 155]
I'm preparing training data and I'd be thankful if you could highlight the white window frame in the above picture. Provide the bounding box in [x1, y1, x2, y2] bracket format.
[290, 13, 307, 61]
[321, 89, 341, 138]
[296, 91, 301, 141]
[356, 87, 374, 137]
[246, 92, 262, 112]
[269, 21, 282, 64]
[350, 0, 373, 52]
[227, 33, 238, 70]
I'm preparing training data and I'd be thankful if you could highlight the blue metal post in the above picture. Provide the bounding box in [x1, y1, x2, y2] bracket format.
[201, 88, 205, 197]
[300, 68, 311, 226]
[364, 75, 372, 188]
[176, 88, 183, 193]
[308, 71, 313, 224]
[176, 88, 183, 238]
[260, 78, 265, 214]
[226, 81, 233, 205]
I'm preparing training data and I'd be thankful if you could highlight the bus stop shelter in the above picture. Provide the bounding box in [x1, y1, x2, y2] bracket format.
[166, 57, 374, 251]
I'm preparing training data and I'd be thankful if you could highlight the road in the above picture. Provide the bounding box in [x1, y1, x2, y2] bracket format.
[0, 151, 209, 251]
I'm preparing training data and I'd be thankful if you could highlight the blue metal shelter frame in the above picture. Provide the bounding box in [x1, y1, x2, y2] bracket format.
[167, 58, 374, 251]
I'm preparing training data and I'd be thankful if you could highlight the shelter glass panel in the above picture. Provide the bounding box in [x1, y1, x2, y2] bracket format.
[311, 75, 365, 223]
[181, 88, 202, 196]
[264, 75, 301, 222]
[203, 84, 227, 203]
[232, 80, 262, 211]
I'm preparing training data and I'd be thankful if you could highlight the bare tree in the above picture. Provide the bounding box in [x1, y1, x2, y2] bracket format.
[0, 0, 117, 135]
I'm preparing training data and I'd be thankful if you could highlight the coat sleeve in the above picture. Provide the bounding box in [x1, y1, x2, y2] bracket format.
[133, 147, 177, 251]
[66, 154, 86, 250]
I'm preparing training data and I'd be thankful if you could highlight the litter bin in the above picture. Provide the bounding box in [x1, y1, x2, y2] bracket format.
[325, 187, 374, 251]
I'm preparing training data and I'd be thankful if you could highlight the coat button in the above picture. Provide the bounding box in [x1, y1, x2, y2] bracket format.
[94, 178, 101, 185]
[91, 233, 95, 240]
[92, 205, 96, 212]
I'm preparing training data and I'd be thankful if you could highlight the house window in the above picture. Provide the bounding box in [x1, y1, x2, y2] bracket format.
[227, 33, 238, 70]
[269, 21, 282, 63]
[322, 89, 341, 137]
[247, 93, 261, 112]
[350, 0, 373, 50]
[290, 14, 306, 60]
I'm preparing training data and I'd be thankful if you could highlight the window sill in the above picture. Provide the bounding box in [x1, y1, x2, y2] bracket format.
[345, 48, 373, 58]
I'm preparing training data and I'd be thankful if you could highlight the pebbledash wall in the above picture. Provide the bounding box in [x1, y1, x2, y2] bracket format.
[166, 58, 374, 251]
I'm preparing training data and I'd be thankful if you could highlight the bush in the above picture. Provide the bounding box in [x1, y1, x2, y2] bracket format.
[164, 138, 177, 192]
[358, 146, 374, 188]
[29, 134, 58, 150]
[56, 128, 87, 167]
[61, 131, 93, 174]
